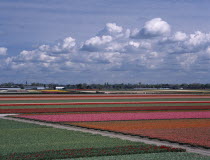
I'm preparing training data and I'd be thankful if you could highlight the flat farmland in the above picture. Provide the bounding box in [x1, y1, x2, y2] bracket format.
[1, 94, 210, 102]
[1, 93, 210, 159]
[0, 118, 151, 159]
[67, 119, 210, 148]
[1, 94, 210, 114]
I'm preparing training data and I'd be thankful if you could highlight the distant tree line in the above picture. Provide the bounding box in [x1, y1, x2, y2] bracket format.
[1, 82, 210, 90]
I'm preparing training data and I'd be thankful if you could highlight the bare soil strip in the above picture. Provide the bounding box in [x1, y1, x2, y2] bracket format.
[1, 116, 209, 157]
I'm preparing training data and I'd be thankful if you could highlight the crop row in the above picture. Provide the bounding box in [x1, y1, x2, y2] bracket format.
[0, 145, 185, 160]
[67, 119, 210, 148]
[1, 94, 210, 98]
[15, 111, 210, 122]
[68, 119, 210, 130]
[2, 97, 210, 101]
[1, 105, 210, 114]
[127, 127, 210, 148]
[2, 101, 210, 106]
[0, 118, 146, 155]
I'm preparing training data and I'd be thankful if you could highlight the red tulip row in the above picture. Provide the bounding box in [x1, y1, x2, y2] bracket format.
[124, 127, 210, 148]
[1, 105, 210, 114]
[70, 120, 210, 148]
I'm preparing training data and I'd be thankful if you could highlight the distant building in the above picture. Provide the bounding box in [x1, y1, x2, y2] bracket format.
[56, 86, 65, 90]
[158, 88, 170, 90]
[0, 88, 21, 90]
[24, 86, 47, 90]
[134, 88, 157, 90]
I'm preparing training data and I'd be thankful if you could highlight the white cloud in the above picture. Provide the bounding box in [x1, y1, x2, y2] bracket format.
[188, 31, 208, 46]
[105, 42, 125, 52]
[176, 53, 198, 69]
[97, 23, 123, 37]
[37, 37, 76, 54]
[39, 45, 50, 52]
[131, 18, 171, 39]
[128, 41, 140, 48]
[173, 32, 187, 41]
[2, 37, 77, 72]
[87, 52, 122, 65]
[3, 18, 210, 81]
[206, 46, 210, 54]
[51, 37, 76, 53]
[104, 23, 123, 33]
[62, 37, 76, 50]
[81, 35, 113, 52]
[0, 47, 7, 56]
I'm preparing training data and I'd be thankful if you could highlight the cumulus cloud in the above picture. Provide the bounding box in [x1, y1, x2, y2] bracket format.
[131, 18, 171, 39]
[0, 47, 7, 56]
[81, 23, 129, 52]
[2, 37, 77, 72]
[176, 53, 198, 70]
[173, 32, 187, 41]
[81, 35, 113, 52]
[206, 47, 210, 54]
[37, 37, 76, 54]
[2, 18, 210, 82]
[97, 23, 123, 37]
[188, 31, 210, 46]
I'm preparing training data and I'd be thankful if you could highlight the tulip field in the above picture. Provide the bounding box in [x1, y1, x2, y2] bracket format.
[0, 93, 210, 159]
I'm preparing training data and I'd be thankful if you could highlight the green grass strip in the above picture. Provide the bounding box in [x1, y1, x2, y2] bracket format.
[0, 145, 185, 160]
[0, 119, 142, 155]
[68, 152, 210, 160]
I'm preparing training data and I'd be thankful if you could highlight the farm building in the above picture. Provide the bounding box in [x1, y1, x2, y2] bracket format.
[55, 86, 65, 90]
[0, 88, 21, 90]
[24, 86, 47, 90]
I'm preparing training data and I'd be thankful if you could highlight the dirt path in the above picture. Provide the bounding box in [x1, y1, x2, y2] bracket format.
[1, 116, 209, 157]
[0, 114, 17, 117]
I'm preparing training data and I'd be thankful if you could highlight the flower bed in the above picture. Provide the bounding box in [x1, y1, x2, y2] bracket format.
[1, 105, 210, 113]
[1, 94, 210, 99]
[68, 119, 210, 130]
[0, 145, 185, 160]
[15, 111, 210, 122]
[128, 127, 210, 148]
[68, 119, 210, 148]
[1, 101, 210, 106]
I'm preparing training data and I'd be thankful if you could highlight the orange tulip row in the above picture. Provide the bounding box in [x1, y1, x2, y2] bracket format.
[67, 119, 210, 148]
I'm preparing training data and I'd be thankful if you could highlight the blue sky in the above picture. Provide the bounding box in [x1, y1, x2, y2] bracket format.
[1, 0, 210, 84]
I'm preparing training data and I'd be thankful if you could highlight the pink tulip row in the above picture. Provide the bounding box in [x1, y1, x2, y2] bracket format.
[16, 111, 210, 122]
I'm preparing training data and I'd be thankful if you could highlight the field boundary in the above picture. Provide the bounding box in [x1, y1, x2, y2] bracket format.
[1, 116, 210, 157]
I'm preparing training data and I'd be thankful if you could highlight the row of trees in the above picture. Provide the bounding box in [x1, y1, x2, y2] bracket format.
[1, 82, 210, 90]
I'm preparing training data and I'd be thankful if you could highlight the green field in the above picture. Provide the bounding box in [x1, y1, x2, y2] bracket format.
[0, 119, 143, 155]
[68, 152, 210, 160]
